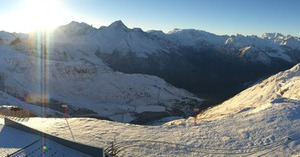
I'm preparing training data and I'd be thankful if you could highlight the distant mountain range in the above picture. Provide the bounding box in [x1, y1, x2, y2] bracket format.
[0, 20, 299, 123]
[56, 20, 300, 104]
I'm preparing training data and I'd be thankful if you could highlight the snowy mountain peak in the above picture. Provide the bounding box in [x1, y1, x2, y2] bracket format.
[65, 21, 93, 30]
[132, 27, 144, 33]
[260, 32, 284, 39]
[167, 28, 182, 34]
[147, 30, 166, 38]
[167, 28, 208, 35]
[234, 33, 245, 37]
[166, 28, 228, 47]
[148, 30, 164, 34]
[108, 20, 128, 31]
[56, 21, 95, 36]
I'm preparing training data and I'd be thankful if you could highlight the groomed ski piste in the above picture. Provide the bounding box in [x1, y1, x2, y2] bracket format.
[1, 64, 300, 156]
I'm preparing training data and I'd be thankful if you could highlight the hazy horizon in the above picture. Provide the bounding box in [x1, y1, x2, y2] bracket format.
[1, 19, 300, 38]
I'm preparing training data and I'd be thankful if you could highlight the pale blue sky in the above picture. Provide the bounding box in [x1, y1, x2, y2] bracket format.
[0, 0, 299, 36]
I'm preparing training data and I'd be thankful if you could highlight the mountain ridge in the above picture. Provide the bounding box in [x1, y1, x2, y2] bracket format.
[53, 21, 300, 63]
[0, 20, 299, 123]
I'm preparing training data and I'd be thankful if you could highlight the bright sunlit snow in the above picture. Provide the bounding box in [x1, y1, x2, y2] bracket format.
[0, 63, 297, 156]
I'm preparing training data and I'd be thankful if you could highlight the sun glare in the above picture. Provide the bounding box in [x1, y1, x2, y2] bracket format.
[4, 0, 70, 33]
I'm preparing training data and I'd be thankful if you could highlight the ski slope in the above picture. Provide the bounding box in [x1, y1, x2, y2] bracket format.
[12, 99, 300, 157]
[7, 63, 299, 156]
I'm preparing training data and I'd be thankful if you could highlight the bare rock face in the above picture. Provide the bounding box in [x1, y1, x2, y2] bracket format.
[10, 37, 21, 46]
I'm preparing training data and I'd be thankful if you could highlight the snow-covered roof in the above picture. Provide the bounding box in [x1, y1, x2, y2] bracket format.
[0, 118, 101, 157]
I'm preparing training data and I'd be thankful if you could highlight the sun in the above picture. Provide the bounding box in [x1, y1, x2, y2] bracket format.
[5, 0, 70, 33]
[22, 0, 69, 31]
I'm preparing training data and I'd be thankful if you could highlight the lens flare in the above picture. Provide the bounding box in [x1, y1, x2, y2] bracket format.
[28, 29, 52, 154]
[1, 0, 71, 33]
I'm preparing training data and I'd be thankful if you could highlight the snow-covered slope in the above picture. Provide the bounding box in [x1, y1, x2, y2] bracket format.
[54, 21, 169, 58]
[54, 21, 300, 107]
[60, 21, 298, 107]
[159, 30, 299, 64]
[0, 29, 201, 123]
[261, 33, 300, 50]
[194, 63, 300, 121]
[225, 34, 294, 62]
[14, 96, 300, 156]
[166, 28, 228, 47]
[1, 64, 300, 156]
[0, 21, 299, 123]
[1, 22, 300, 156]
